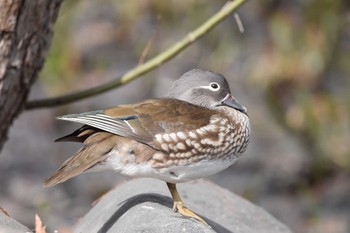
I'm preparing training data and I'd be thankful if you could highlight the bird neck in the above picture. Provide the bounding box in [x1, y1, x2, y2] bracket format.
[215, 106, 250, 129]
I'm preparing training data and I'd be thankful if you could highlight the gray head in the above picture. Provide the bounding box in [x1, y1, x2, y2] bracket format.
[168, 69, 247, 114]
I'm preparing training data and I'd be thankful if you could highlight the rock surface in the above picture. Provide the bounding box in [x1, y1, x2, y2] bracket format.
[0, 211, 32, 233]
[74, 178, 293, 233]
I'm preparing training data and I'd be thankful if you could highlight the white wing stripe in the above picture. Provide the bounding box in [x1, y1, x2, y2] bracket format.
[58, 113, 151, 143]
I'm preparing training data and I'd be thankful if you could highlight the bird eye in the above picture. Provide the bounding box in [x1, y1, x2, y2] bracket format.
[209, 82, 220, 90]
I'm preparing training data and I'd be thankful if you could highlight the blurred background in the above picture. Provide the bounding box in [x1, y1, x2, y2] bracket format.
[1, 0, 349, 232]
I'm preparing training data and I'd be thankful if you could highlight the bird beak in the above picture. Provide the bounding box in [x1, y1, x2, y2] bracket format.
[221, 94, 247, 114]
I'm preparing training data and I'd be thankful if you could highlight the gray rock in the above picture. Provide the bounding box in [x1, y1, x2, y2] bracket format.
[0, 211, 32, 233]
[74, 178, 293, 233]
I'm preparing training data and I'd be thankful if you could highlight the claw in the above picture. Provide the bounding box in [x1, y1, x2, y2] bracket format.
[167, 182, 209, 226]
[173, 201, 208, 225]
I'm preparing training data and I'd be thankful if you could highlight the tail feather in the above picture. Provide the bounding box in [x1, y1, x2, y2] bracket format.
[55, 125, 101, 143]
[44, 132, 116, 187]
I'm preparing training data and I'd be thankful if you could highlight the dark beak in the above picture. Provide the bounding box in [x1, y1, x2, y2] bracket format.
[221, 94, 247, 114]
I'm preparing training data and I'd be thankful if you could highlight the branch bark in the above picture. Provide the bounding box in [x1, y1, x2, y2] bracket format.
[0, 0, 63, 150]
[25, 0, 247, 110]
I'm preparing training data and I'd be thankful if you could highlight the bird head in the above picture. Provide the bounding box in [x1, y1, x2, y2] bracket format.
[168, 69, 247, 114]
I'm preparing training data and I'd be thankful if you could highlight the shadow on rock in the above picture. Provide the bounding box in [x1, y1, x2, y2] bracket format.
[97, 193, 232, 233]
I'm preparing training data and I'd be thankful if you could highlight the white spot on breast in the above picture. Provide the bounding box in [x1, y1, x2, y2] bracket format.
[176, 142, 186, 150]
[189, 131, 197, 139]
[153, 153, 165, 161]
[155, 134, 163, 143]
[183, 151, 192, 158]
[177, 132, 186, 140]
[193, 143, 201, 149]
[161, 144, 169, 152]
[166, 160, 174, 165]
[220, 119, 228, 125]
[201, 138, 214, 146]
[196, 128, 205, 135]
[163, 134, 171, 142]
[170, 133, 177, 141]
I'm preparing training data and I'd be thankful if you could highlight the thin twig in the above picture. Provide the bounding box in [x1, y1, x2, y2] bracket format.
[26, 0, 247, 110]
[138, 18, 159, 66]
[234, 13, 245, 33]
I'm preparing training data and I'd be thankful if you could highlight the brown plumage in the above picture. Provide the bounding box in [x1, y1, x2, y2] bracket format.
[44, 99, 220, 186]
[44, 69, 251, 225]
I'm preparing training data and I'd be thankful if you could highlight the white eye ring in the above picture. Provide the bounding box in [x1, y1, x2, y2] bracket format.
[209, 82, 220, 91]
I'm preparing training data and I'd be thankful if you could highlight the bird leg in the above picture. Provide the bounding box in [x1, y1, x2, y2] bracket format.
[166, 182, 208, 225]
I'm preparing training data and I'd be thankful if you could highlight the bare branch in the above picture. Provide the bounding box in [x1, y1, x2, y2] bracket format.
[26, 0, 247, 110]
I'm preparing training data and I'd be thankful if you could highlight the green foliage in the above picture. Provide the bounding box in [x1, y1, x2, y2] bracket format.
[40, 0, 80, 95]
[254, 0, 349, 170]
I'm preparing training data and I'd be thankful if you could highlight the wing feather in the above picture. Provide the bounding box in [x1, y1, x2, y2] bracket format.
[56, 99, 216, 147]
[58, 112, 151, 144]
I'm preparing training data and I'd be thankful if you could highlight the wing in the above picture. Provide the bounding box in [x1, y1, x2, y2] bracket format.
[56, 99, 216, 149]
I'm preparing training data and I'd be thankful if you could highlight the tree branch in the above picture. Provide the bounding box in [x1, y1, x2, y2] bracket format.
[25, 0, 247, 110]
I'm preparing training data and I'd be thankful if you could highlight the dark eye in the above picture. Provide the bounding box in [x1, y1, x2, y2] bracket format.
[210, 82, 220, 90]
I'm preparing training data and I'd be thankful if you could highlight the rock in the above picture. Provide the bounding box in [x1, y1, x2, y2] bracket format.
[74, 178, 293, 233]
[0, 211, 32, 233]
